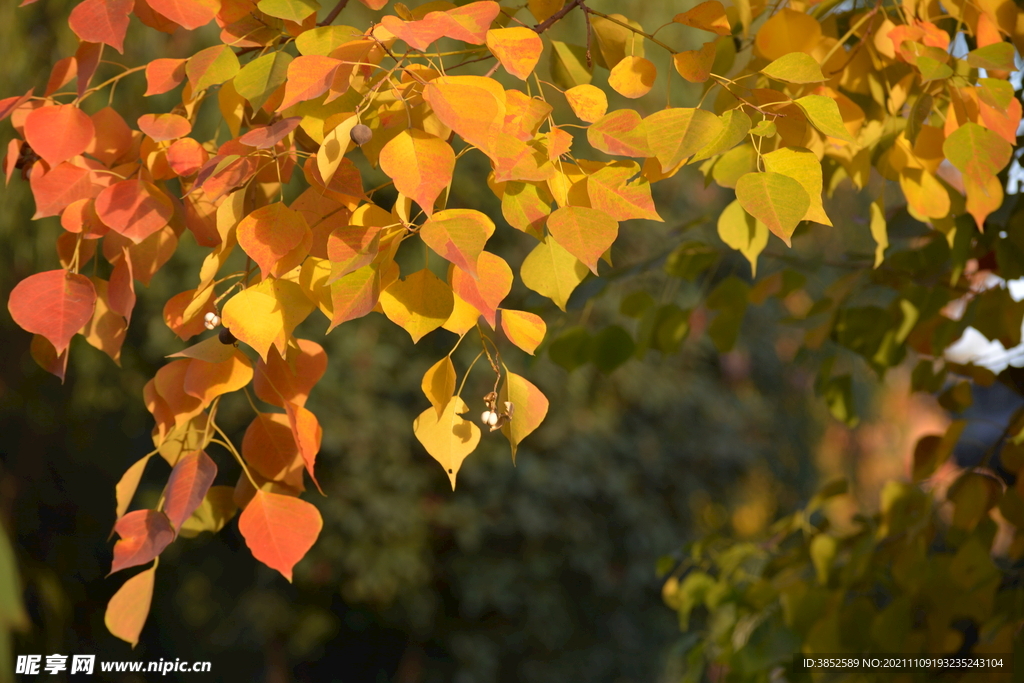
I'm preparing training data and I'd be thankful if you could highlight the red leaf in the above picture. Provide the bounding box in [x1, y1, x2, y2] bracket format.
[238, 489, 322, 581]
[69, 0, 133, 53]
[29, 162, 99, 218]
[134, 0, 180, 32]
[105, 566, 156, 647]
[8, 270, 96, 354]
[138, 113, 192, 142]
[164, 450, 218, 530]
[450, 252, 512, 327]
[60, 198, 109, 238]
[236, 203, 311, 279]
[0, 90, 34, 124]
[284, 402, 322, 491]
[30, 334, 69, 382]
[86, 107, 134, 166]
[108, 248, 136, 324]
[24, 105, 95, 167]
[75, 41, 104, 98]
[95, 180, 174, 243]
[147, 0, 218, 29]
[110, 510, 175, 574]
[239, 117, 301, 149]
[45, 57, 78, 97]
[145, 58, 188, 96]
[253, 339, 327, 408]
[167, 138, 208, 176]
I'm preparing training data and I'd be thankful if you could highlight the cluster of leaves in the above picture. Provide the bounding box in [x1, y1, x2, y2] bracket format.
[2, 0, 1023, 650]
[661, 446, 1024, 683]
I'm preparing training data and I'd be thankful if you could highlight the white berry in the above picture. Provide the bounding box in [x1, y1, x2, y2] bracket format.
[204, 314, 221, 330]
[486, 411, 499, 426]
[481, 410, 493, 425]
[204, 311, 216, 322]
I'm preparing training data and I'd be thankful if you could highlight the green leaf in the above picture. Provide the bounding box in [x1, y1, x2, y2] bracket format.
[520, 235, 589, 311]
[706, 276, 749, 352]
[942, 122, 1013, 185]
[295, 25, 364, 56]
[717, 199, 767, 276]
[186, 45, 241, 94]
[749, 119, 776, 137]
[967, 42, 1016, 71]
[734, 171, 810, 246]
[761, 146, 830, 226]
[234, 52, 293, 112]
[915, 55, 953, 82]
[663, 241, 717, 280]
[711, 143, 757, 188]
[548, 326, 592, 371]
[794, 95, 852, 142]
[761, 52, 825, 83]
[550, 41, 592, 89]
[691, 108, 750, 162]
[591, 325, 634, 373]
[645, 107, 724, 172]
[257, 0, 320, 23]
[978, 78, 1015, 110]
[620, 291, 655, 318]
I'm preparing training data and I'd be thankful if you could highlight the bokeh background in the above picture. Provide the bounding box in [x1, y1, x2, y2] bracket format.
[0, 1, 948, 681]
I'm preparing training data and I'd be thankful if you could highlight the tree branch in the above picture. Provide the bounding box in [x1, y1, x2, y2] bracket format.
[319, 0, 349, 26]
[532, 0, 584, 33]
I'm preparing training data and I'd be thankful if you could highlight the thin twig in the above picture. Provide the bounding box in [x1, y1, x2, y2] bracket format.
[319, 0, 350, 26]
[533, 0, 584, 33]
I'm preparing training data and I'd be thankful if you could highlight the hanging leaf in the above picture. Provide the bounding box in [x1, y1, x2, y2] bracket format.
[673, 0, 731, 35]
[253, 339, 327, 409]
[586, 160, 662, 222]
[258, 0, 320, 23]
[182, 349, 254, 406]
[185, 45, 240, 94]
[499, 310, 546, 355]
[8, 270, 96, 354]
[95, 180, 174, 244]
[147, 0, 218, 29]
[645, 108, 723, 172]
[379, 269, 455, 343]
[236, 203, 312, 280]
[486, 27, 544, 80]
[498, 371, 548, 462]
[549, 41, 592, 89]
[734, 171, 810, 246]
[379, 130, 455, 218]
[717, 199, 768, 276]
[608, 56, 657, 99]
[761, 52, 826, 83]
[794, 95, 853, 142]
[238, 489, 322, 581]
[145, 58, 187, 96]
[588, 109, 652, 157]
[24, 104, 94, 166]
[450, 251, 513, 328]
[222, 279, 316, 361]
[674, 42, 716, 83]
[422, 356, 457, 417]
[110, 510, 175, 574]
[242, 413, 305, 489]
[564, 84, 608, 123]
[423, 75, 507, 157]
[413, 396, 481, 490]
[546, 206, 619, 274]
[520, 235, 589, 311]
[234, 52, 293, 112]
[163, 450, 218, 530]
[105, 566, 156, 648]
[420, 209, 495, 278]
[68, 0, 133, 53]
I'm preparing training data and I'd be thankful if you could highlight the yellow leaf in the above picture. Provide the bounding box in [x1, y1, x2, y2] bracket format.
[549, 40, 592, 89]
[717, 199, 768, 276]
[528, 0, 563, 22]
[674, 42, 716, 83]
[564, 84, 608, 123]
[422, 355, 457, 417]
[178, 486, 238, 538]
[380, 269, 455, 342]
[315, 114, 357, 185]
[379, 129, 455, 217]
[222, 279, 315, 361]
[870, 199, 887, 267]
[754, 8, 821, 61]
[413, 396, 481, 489]
[520, 235, 589, 311]
[499, 309, 546, 355]
[794, 94, 854, 142]
[423, 75, 506, 157]
[105, 566, 156, 647]
[691, 108, 751, 162]
[498, 371, 549, 462]
[585, 160, 662, 222]
[486, 27, 543, 80]
[760, 52, 826, 83]
[608, 56, 657, 99]
[442, 291, 483, 335]
[590, 13, 645, 67]
[588, 109, 652, 158]
[761, 146, 831, 226]
[645, 107, 724, 172]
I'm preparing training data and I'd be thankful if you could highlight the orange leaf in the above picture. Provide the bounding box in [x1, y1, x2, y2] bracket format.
[450, 251, 512, 327]
[7, 270, 96, 354]
[587, 109, 652, 157]
[153, 359, 205, 429]
[24, 104, 95, 166]
[278, 56, 341, 111]
[110, 510, 175, 574]
[242, 413, 305, 489]
[81, 276, 126, 363]
[163, 450, 218, 530]
[238, 489, 322, 581]
[673, 0, 731, 35]
[503, 90, 552, 141]
[138, 113, 192, 142]
[95, 180, 174, 244]
[69, 0, 132, 53]
[29, 162, 98, 219]
[167, 138, 208, 176]
[254, 339, 327, 409]
[674, 42, 716, 83]
[238, 117, 302, 149]
[144, 58, 187, 96]
[147, 0, 218, 29]
[183, 349, 254, 406]
[284, 402, 322, 491]
[424, 75, 506, 157]
[326, 224, 381, 282]
[115, 452, 155, 519]
[443, 1, 501, 44]
[380, 13, 449, 50]
[608, 56, 657, 99]
[486, 27, 543, 80]
[105, 566, 156, 647]
[379, 129, 455, 217]
[87, 106, 134, 166]
[499, 309, 546, 355]
[237, 203, 312, 279]
[328, 262, 381, 332]
[163, 288, 216, 341]
[420, 208, 495, 279]
[545, 206, 618, 274]
[564, 84, 608, 123]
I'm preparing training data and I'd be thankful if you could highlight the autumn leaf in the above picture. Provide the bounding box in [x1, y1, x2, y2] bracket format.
[499, 310, 547, 355]
[499, 372, 549, 462]
[110, 510, 175, 574]
[380, 269, 455, 343]
[147, 0, 218, 29]
[24, 104, 94, 166]
[587, 109, 652, 158]
[520, 236, 589, 311]
[237, 203, 312, 280]
[253, 339, 327, 409]
[734, 171, 810, 246]
[379, 129, 455, 217]
[105, 566, 156, 647]
[564, 84, 608, 123]
[163, 450, 218, 530]
[422, 356, 457, 418]
[608, 57, 657, 99]
[546, 206, 618, 274]
[8, 270, 96, 354]
[413, 396, 481, 490]
[95, 180, 174, 244]
[423, 75, 507, 157]
[674, 0, 731, 35]
[243, 413, 305, 490]
[645, 108, 723, 172]
[182, 350, 254, 406]
[674, 42, 716, 83]
[586, 161, 662, 222]
[420, 209, 495, 278]
[238, 489, 322, 581]
[145, 58, 187, 96]
[68, 0, 132, 53]
[486, 27, 544, 80]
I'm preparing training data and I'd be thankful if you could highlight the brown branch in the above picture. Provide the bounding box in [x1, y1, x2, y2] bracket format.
[319, 0, 349, 26]
[532, 0, 584, 33]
